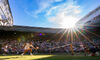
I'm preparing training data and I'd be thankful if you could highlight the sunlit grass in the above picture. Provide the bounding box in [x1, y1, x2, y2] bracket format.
[0, 55, 53, 60]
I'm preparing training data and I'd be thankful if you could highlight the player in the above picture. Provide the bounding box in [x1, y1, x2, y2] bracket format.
[21, 42, 38, 55]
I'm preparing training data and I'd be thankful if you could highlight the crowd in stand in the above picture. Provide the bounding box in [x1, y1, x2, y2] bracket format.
[0, 39, 100, 56]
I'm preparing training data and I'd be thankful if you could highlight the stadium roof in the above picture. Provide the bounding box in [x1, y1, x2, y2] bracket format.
[0, 0, 13, 26]
[0, 25, 100, 40]
[0, 25, 100, 33]
[77, 6, 100, 23]
[0, 25, 65, 33]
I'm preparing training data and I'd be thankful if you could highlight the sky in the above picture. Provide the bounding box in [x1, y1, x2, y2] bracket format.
[9, 0, 100, 28]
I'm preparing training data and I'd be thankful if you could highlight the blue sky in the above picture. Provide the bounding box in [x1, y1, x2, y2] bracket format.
[9, 0, 100, 28]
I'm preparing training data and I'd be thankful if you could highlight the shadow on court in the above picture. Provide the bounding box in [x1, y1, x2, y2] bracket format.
[32, 55, 100, 60]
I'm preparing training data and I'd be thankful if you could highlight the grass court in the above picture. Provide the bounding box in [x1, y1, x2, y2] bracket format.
[0, 55, 100, 60]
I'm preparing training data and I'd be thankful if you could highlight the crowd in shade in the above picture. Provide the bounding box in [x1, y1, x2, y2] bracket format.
[0, 39, 100, 56]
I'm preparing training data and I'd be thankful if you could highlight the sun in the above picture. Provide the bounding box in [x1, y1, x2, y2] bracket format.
[60, 16, 78, 28]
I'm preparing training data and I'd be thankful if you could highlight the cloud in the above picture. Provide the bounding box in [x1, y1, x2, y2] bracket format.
[33, 1, 51, 18]
[24, 0, 82, 28]
[34, 0, 64, 17]
[45, 6, 59, 16]
[47, 0, 82, 28]
[25, 0, 64, 18]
